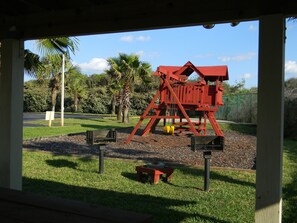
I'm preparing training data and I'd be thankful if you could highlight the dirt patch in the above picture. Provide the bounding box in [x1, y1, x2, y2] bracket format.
[23, 127, 257, 170]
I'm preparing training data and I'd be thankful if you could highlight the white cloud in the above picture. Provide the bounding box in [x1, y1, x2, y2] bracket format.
[285, 60, 297, 74]
[120, 35, 151, 42]
[120, 35, 134, 42]
[241, 73, 253, 79]
[136, 35, 151, 41]
[218, 52, 256, 62]
[74, 58, 109, 73]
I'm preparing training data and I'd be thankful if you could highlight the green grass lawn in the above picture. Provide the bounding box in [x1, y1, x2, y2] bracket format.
[23, 151, 256, 223]
[23, 116, 255, 140]
[282, 140, 297, 222]
[22, 118, 296, 222]
[23, 116, 144, 139]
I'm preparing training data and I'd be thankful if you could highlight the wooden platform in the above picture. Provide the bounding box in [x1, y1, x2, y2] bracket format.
[0, 187, 152, 223]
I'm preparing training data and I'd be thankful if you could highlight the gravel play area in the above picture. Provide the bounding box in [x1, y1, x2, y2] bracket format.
[23, 127, 257, 170]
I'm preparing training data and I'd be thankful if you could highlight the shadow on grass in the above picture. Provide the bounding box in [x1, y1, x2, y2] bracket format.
[92, 118, 122, 123]
[212, 171, 255, 187]
[121, 172, 140, 182]
[178, 166, 255, 188]
[23, 141, 95, 156]
[121, 172, 201, 190]
[282, 140, 297, 222]
[122, 164, 255, 189]
[107, 153, 178, 165]
[23, 177, 230, 223]
[46, 159, 78, 169]
[67, 116, 103, 120]
[78, 155, 94, 163]
[45, 157, 102, 174]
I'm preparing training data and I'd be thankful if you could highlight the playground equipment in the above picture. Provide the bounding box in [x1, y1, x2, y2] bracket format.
[125, 61, 229, 144]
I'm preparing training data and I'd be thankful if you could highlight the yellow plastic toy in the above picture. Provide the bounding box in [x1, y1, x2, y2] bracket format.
[163, 125, 175, 135]
[170, 125, 175, 135]
[163, 125, 170, 133]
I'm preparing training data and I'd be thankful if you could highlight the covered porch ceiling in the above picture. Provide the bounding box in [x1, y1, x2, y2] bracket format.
[0, 0, 296, 40]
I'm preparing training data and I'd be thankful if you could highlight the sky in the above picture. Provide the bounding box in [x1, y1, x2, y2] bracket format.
[25, 19, 297, 89]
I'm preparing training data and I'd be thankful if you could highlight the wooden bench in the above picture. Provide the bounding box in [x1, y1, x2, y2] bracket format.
[86, 129, 117, 145]
[136, 165, 174, 184]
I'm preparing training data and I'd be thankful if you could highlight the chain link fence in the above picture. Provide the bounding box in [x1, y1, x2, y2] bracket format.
[216, 93, 257, 124]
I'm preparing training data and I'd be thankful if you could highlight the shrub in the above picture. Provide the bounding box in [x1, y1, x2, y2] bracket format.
[284, 93, 297, 139]
[23, 88, 51, 112]
[80, 93, 111, 114]
[130, 93, 154, 115]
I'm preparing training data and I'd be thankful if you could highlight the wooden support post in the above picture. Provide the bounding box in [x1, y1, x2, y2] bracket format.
[0, 39, 24, 190]
[142, 109, 163, 136]
[206, 112, 223, 136]
[255, 14, 284, 223]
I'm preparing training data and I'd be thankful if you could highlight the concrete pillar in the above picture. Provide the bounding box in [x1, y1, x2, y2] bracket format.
[255, 15, 285, 223]
[0, 39, 24, 190]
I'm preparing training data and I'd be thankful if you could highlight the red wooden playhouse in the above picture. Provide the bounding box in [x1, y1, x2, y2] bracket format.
[125, 61, 229, 145]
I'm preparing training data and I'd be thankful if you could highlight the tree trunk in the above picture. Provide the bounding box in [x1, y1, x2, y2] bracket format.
[51, 88, 57, 112]
[122, 83, 131, 123]
[117, 92, 123, 121]
[122, 106, 129, 123]
[74, 93, 78, 112]
[111, 93, 116, 115]
[49, 76, 60, 112]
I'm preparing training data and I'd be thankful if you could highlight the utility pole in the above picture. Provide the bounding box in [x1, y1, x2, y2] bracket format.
[51, 40, 66, 127]
[61, 53, 65, 127]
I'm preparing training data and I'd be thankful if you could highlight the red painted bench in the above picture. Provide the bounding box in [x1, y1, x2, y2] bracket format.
[136, 165, 174, 184]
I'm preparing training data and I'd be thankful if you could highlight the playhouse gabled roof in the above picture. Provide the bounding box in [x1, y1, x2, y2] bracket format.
[197, 65, 229, 81]
[155, 61, 229, 81]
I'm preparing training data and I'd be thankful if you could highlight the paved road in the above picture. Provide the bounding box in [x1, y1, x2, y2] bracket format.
[23, 112, 103, 127]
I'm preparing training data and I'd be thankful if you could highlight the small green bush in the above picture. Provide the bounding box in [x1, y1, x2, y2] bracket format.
[284, 96, 297, 139]
[81, 93, 111, 114]
[130, 93, 153, 115]
[23, 88, 51, 112]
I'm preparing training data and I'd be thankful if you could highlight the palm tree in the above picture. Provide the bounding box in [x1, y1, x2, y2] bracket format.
[24, 49, 43, 77]
[107, 53, 152, 123]
[108, 83, 120, 116]
[25, 37, 79, 111]
[36, 54, 65, 111]
[105, 66, 123, 119]
[35, 37, 79, 57]
[66, 66, 87, 112]
[24, 37, 79, 75]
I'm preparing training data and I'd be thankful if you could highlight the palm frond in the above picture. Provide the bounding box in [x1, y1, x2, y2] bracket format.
[24, 49, 43, 77]
[35, 37, 79, 57]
